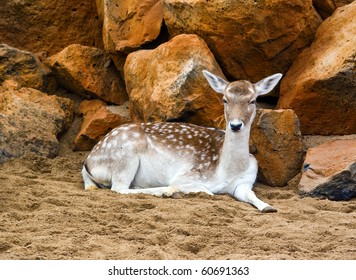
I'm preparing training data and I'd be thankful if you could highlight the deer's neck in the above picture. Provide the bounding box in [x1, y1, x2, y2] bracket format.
[217, 125, 251, 178]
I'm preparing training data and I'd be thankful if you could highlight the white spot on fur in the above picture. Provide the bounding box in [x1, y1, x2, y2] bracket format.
[121, 133, 128, 141]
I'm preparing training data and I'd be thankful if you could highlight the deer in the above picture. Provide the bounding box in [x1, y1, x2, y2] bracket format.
[82, 70, 283, 212]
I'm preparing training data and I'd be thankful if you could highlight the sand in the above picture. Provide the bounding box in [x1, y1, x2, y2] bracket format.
[0, 149, 355, 260]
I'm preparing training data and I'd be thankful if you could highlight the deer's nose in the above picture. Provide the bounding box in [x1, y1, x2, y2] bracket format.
[230, 122, 243, 132]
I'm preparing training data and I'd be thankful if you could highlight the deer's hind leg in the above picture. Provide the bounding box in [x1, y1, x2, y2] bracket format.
[82, 165, 100, 191]
[110, 156, 180, 197]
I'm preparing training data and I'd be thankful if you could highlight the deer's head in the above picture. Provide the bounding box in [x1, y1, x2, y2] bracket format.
[203, 70, 282, 132]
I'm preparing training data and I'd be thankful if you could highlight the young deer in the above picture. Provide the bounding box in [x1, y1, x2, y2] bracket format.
[82, 70, 282, 212]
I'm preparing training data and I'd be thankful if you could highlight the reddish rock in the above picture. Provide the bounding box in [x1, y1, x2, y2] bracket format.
[0, 44, 56, 92]
[277, 2, 356, 135]
[0, 87, 74, 162]
[313, 0, 337, 19]
[49, 44, 128, 105]
[335, 0, 354, 7]
[0, 0, 103, 56]
[124, 34, 224, 127]
[250, 109, 303, 187]
[96, 0, 163, 52]
[299, 139, 356, 201]
[163, 0, 321, 88]
[74, 100, 131, 151]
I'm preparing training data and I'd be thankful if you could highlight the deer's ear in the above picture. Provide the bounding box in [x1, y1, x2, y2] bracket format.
[202, 70, 229, 94]
[255, 73, 283, 96]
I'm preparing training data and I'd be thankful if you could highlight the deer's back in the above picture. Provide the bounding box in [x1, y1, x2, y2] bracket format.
[85, 122, 225, 187]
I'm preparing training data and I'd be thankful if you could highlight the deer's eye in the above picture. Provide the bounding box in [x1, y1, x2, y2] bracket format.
[223, 99, 228, 104]
[249, 99, 256, 105]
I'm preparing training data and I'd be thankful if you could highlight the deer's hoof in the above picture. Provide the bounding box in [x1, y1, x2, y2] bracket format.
[162, 187, 181, 198]
[261, 206, 278, 213]
[171, 192, 183, 199]
[85, 185, 100, 191]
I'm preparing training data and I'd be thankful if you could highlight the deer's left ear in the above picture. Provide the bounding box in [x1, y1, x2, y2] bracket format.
[255, 73, 283, 96]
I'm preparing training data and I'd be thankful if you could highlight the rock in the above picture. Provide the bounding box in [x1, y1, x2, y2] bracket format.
[0, 0, 103, 56]
[96, 0, 163, 52]
[163, 0, 321, 87]
[74, 100, 131, 151]
[277, 2, 356, 135]
[124, 34, 224, 126]
[0, 87, 74, 162]
[49, 44, 128, 105]
[250, 109, 303, 187]
[299, 139, 356, 201]
[335, 0, 354, 7]
[0, 44, 56, 92]
[313, 0, 337, 19]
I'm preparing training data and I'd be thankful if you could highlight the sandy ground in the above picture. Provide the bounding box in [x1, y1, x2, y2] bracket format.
[0, 148, 355, 260]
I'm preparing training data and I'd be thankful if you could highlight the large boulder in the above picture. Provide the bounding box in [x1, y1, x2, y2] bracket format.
[299, 139, 356, 201]
[0, 86, 74, 162]
[0, 0, 103, 56]
[251, 109, 303, 187]
[277, 2, 356, 135]
[163, 0, 321, 86]
[96, 0, 163, 52]
[124, 34, 224, 127]
[74, 100, 131, 151]
[49, 44, 128, 105]
[0, 44, 56, 92]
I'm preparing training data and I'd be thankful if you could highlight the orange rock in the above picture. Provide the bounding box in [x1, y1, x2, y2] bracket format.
[74, 100, 131, 151]
[0, 44, 56, 92]
[49, 44, 128, 105]
[335, 0, 354, 7]
[313, 0, 337, 19]
[299, 139, 356, 200]
[97, 0, 163, 52]
[124, 34, 224, 127]
[0, 0, 103, 56]
[250, 109, 303, 187]
[0, 87, 74, 162]
[163, 0, 321, 90]
[277, 2, 356, 135]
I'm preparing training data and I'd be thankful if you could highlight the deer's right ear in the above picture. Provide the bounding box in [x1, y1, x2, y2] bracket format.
[202, 70, 229, 94]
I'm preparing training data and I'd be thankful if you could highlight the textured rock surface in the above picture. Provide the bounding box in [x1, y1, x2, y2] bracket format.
[0, 0, 103, 56]
[0, 87, 74, 162]
[0, 44, 56, 92]
[299, 139, 356, 201]
[124, 34, 224, 126]
[313, 0, 337, 19]
[250, 109, 303, 187]
[163, 0, 321, 86]
[49, 44, 128, 104]
[335, 0, 354, 7]
[277, 2, 356, 135]
[97, 0, 163, 52]
[74, 100, 131, 151]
